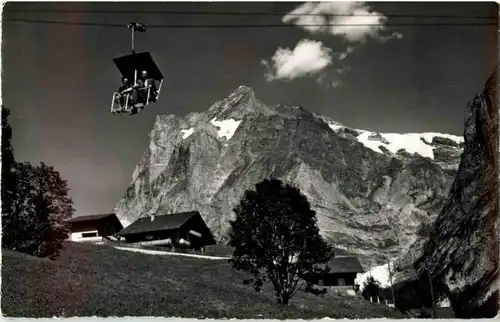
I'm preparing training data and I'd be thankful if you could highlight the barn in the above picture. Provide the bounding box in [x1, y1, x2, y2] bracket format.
[310, 256, 365, 288]
[66, 213, 124, 243]
[115, 211, 217, 250]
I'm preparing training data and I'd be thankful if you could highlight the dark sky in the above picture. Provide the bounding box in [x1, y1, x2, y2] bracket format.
[2, 2, 498, 217]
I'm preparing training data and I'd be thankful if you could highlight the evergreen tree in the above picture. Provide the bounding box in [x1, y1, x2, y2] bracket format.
[229, 178, 334, 305]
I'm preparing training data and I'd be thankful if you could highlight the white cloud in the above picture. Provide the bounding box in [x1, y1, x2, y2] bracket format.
[262, 39, 333, 81]
[262, 2, 401, 84]
[282, 2, 402, 43]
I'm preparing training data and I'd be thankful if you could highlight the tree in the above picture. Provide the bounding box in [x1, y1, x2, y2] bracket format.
[3, 161, 74, 258]
[2, 105, 20, 251]
[228, 178, 334, 305]
[392, 274, 447, 314]
[1, 106, 16, 216]
[362, 276, 381, 302]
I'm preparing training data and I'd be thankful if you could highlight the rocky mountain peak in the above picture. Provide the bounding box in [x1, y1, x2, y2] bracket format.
[207, 85, 271, 120]
[223, 85, 257, 107]
[114, 83, 465, 268]
[233, 85, 255, 97]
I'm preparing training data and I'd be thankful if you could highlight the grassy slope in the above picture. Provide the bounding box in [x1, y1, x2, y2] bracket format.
[2, 242, 403, 318]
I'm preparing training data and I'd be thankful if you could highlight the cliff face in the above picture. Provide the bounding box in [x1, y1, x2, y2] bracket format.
[404, 70, 499, 318]
[113, 85, 463, 267]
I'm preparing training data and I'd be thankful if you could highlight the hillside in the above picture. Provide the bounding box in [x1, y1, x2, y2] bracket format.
[113, 85, 463, 268]
[395, 70, 499, 318]
[2, 242, 402, 318]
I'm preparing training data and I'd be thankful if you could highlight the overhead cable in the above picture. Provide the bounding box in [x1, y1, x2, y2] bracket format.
[3, 18, 497, 28]
[5, 8, 498, 20]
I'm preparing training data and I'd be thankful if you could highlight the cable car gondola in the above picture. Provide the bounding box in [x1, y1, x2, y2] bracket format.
[110, 22, 164, 115]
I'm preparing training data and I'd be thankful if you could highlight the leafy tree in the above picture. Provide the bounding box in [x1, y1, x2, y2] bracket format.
[362, 276, 381, 302]
[1, 106, 16, 217]
[228, 178, 334, 305]
[2, 105, 19, 250]
[3, 161, 74, 258]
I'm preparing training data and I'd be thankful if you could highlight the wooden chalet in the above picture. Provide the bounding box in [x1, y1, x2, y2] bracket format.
[66, 213, 124, 243]
[115, 211, 216, 250]
[310, 256, 365, 287]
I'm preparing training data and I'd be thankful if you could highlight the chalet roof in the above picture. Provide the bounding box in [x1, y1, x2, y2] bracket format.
[66, 213, 117, 223]
[324, 256, 365, 274]
[116, 211, 199, 236]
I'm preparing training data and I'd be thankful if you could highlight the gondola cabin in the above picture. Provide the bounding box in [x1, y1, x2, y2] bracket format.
[110, 22, 164, 115]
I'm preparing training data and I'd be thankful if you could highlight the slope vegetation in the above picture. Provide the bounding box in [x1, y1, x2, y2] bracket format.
[2, 242, 402, 318]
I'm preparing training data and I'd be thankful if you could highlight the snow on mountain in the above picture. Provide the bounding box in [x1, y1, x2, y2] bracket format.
[316, 114, 464, 160]
[181, 128, 194, 140]
[210, 117, 242, 140]
[357, 132, 462, 159]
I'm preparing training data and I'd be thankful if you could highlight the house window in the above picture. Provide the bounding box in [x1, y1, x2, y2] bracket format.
[82, 232, 98, 238]
[337, 278, 346, 286]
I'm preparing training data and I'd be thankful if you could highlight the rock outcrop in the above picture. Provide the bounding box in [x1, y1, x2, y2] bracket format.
[398, 70, 499, 318]
[113, 85, 464, 268]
